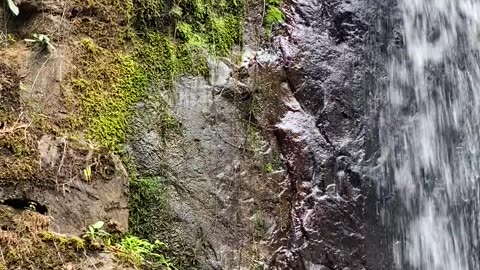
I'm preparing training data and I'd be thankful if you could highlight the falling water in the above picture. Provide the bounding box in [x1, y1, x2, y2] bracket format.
[380, 0, 480, 269]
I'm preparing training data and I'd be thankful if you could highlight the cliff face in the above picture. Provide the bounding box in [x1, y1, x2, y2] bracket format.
[253, 0, 395, 268]
[0, 0, 395, 269]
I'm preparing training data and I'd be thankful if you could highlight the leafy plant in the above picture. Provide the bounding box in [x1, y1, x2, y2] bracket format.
[83, 221, 110, 242]
[115, 236, 175, 269]
[6, 0, 19, 16]
[264, 6, 285, 27]
[264, 0, 284, 32]
[24, 34, 55, 51]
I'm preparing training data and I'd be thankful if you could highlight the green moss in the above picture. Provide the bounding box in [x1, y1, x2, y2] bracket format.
[0, 206, 83, 269]
[247, 126, 263, 153]
[132, 0, 167, 31]
[133, 0, 244, 56]
[69, 40, 149, 151]
[129, 177, 171, 240]
[61, 0, 246, 267]
[67, 0, 245, 152]
[263, 162, 273, 174]
[0, 129, 38, 181]
[129, 177, 198, 268]
[41, 232, 86, 251]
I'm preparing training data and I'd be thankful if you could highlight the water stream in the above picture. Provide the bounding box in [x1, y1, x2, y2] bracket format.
[380, 0, 480, 269]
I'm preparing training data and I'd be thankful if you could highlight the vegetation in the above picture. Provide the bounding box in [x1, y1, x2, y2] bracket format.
[0, 203, 177, 269]
[114, 236, 175, 269]
[68, 39, 149, 151]
[129, 177, 170, 239]
[83, 221, 110, 243]
[66, 0, 244, 152]
[24, 34, 55, 51]
[253, 211, 268, 241]
[0, 0, 248, 267]
[264, 0, 285, 31]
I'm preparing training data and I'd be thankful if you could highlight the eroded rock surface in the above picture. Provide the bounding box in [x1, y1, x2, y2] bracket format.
[128, 60, 287, 269]
[259, 0, 394, 269]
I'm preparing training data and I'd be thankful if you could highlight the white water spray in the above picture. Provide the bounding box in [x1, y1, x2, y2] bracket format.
[381, 0, 480, 269]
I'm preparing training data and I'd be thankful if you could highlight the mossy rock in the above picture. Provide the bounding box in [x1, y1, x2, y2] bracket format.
[0, 63, 20, 114]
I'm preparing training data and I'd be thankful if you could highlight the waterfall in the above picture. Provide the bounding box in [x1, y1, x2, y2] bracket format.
[380, 0, 480, 269]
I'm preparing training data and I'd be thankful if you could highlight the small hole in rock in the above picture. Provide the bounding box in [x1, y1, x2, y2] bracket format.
[1, 198, 48, 215]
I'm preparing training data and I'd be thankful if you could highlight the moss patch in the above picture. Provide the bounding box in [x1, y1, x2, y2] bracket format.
[129, 177, 198, 268]
[66, 0, 245, 152]
[68, 39, 149, 151]
[0, 206, 82, 269]
[0, 129, 38, 181]
[0, 63, 20, 113]
[129, 177, 171, 239]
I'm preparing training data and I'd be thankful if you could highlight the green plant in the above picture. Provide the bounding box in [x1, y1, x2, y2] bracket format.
[6, 0, 19, 16]
[264, 6, 284, 27]
[263, 163, 273, 174]
[24, 34, 55, 51]
[83, 221, 110, 242]
[115, 236, 175, 269]
[264, 0, 284, 31]
[83, 165, 92, 182]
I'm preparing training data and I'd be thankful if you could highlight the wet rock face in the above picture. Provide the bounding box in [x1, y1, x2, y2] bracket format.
[128, 60, 287, 269]
[269, 0, 394, 269]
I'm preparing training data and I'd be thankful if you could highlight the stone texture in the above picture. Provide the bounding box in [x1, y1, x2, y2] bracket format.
[255, 0, 396, 269]
[128, 60, 287, 269]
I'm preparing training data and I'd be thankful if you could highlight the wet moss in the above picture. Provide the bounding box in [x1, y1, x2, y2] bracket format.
[69, 39, 149, 151]
[66, 0, 245, 152]
[129, 177, 198, 269]
[129, 177, 171, 239]
[132, 0, 244, 57]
